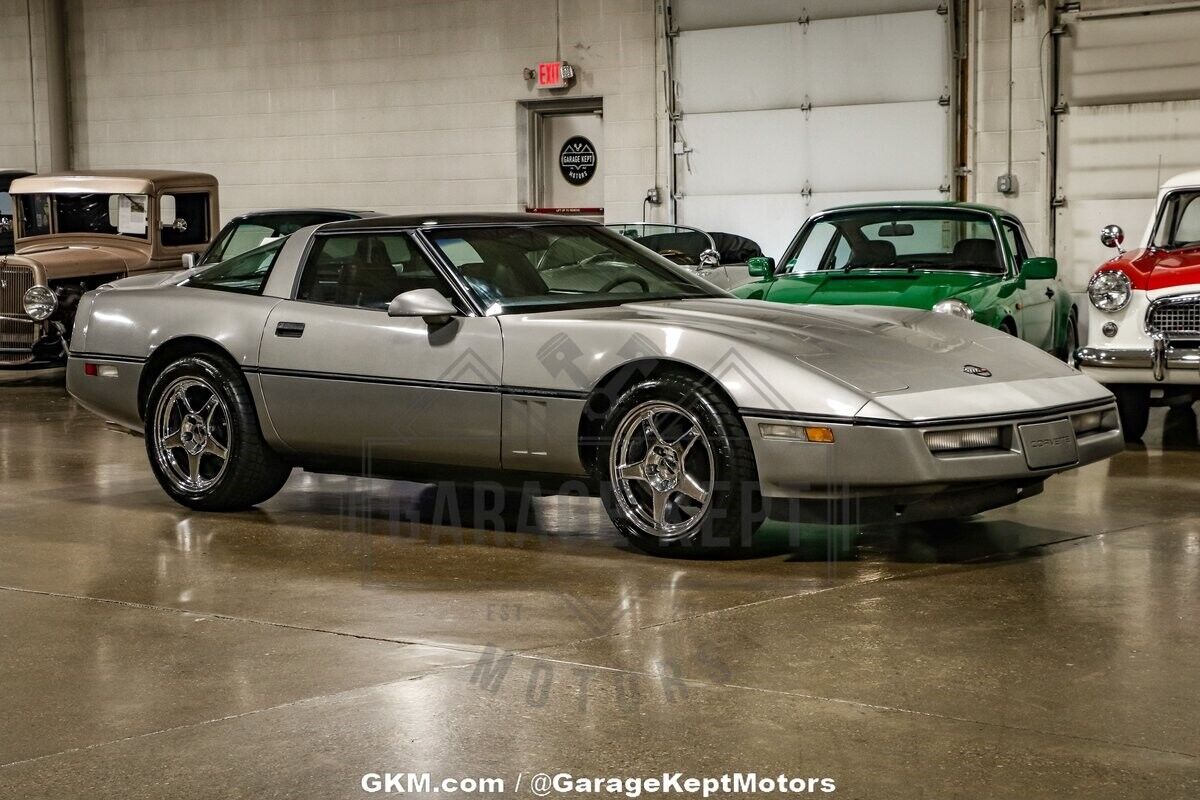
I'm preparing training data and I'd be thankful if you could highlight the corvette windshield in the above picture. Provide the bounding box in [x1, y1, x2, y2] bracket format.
[426, 224, 720, 313]
[186, 238, 284, 295]
[782, 209, 1005, 274]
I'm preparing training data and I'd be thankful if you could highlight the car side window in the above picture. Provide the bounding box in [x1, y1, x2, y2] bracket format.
[160, 193, 210, 248]
[998, 220, 1036, 271]
[1173, 195, 1200, 245]
[785, 220, 837, 273]
[296, 232, 457, 311]
[1002, 221, 1029, 268]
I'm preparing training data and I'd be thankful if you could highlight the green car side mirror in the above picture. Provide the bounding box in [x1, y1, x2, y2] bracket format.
[747, 256, 775, 278]
[1020, 257, 1057, 280]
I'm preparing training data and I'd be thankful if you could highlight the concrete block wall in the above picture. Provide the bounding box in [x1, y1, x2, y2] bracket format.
[968, 0, 1054, 251]
[64, 0, 662, 222]
[0, 0, 59, 171]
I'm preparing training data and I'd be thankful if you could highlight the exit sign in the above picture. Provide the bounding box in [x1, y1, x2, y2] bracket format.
[534, 61, 574, 89]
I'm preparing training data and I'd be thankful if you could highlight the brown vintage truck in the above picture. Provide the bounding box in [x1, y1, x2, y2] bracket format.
[0, 170, 218, 367]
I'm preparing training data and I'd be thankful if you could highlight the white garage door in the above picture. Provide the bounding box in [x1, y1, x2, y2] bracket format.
[1054, 3, 1200, 291]
[670, 0, 954, 258]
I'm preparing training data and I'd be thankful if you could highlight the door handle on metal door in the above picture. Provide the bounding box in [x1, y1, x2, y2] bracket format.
[275, 322, 305, 338]
[1044, 288, 1055, 299]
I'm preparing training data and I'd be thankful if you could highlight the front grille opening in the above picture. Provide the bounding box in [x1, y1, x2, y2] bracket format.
[1148, 299, 1200, 337]
[0, 264, 37, 366]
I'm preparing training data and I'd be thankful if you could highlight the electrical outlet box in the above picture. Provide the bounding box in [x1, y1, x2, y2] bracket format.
[997, 174, 1018, 195]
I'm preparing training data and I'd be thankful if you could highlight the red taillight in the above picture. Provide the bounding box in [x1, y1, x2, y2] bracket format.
[84, 363, 98, 376]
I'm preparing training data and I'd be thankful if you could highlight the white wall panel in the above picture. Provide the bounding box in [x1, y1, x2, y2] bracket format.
[676, 109, 808, 196]
[808, 102, 948, 192]
[1054, 100, 1200, 291]
[674, 0, 940, 30]
[676, 12, 947, 113]
[672, 2, 951, 256]
[1064, 9, 1200, 106]
[1053, 5, 1200, 296]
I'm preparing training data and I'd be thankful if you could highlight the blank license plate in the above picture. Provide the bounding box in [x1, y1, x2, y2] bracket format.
[1018, 419, 1078, 469]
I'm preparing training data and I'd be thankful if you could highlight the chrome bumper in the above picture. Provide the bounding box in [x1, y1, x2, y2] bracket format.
[1076, 336, 1200, 382]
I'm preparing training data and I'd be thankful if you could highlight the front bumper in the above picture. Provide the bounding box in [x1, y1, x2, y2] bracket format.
[747, 398, 1123, 519]
[1077, 338, 1200, 384]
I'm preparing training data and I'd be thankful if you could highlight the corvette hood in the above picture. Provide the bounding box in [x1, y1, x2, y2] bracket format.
[506, 298, 1074, 398]
[763, 270, 997, 309]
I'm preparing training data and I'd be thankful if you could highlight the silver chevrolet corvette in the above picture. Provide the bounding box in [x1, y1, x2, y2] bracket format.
[67, 213, 1123, 555]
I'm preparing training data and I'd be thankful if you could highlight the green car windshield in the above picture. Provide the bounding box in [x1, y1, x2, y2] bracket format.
[426, 224, 721, 314]
[781, 209, 1007, 275]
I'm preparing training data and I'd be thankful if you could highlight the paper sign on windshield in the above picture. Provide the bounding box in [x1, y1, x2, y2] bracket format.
[118, 195, 147, 235]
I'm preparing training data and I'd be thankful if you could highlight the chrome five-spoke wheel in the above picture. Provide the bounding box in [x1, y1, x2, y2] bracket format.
[152, 376, 232, 493]
[609, 400, 715, 540]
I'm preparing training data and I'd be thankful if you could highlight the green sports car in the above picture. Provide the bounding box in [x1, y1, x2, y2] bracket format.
[732, 203, 1078, 362]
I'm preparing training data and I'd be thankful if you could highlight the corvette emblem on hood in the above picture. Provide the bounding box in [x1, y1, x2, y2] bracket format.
[963, 364, 992, 378]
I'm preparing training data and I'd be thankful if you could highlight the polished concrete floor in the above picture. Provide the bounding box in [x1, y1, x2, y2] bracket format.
[0, 383, 1198, 799]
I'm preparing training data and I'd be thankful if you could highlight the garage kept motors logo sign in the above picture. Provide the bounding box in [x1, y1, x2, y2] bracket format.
[559, 136, 597, 186]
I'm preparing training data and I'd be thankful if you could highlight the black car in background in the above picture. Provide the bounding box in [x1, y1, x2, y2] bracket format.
[195, 208, 380, 267]
[0, 170, 34, 255]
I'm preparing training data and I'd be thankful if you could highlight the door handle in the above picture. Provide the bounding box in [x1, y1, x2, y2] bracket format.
[275, 321, 305, 338]
[1044, 288, 1055, 299]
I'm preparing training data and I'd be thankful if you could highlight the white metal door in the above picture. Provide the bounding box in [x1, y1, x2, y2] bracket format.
[1054, 4, 1200, 292]
[536, 111, 604, 218]
[670, 1, 953, 258]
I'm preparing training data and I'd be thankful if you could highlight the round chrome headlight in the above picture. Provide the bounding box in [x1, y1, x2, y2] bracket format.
[23, 285, 57, 321]
[932, 298, 974, 320]
[1088, 270, 1131, 312]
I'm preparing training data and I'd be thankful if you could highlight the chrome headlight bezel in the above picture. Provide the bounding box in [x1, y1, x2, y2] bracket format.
[932, 298, 974, 320]
[23, 285, 57, 322]
[1087, 270, 1132, 313]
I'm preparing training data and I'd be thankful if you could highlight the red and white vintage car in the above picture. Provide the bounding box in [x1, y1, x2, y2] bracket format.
[1077, 171, 1200, 440]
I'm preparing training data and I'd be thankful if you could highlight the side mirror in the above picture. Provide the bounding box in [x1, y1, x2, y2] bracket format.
[1020, 256, 1058, 280]
[1100, 224, 1125, 253]
[698, 248, 720, 269]
[747, 256, 775, 278]
[181, 252, 199, 270]
[387, 288, 456, 325]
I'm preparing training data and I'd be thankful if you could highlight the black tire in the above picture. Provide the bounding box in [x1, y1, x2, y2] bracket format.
[144, 354, 292, 511]
[1000, 318, 1018, 337]
[1058, 308, 1079, 367]
[1111, 385, 1150, 442]
[595, 371, 762, 556]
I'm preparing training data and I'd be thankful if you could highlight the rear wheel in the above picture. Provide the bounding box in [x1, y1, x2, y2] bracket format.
[145, 354, 292, 510]
[596, 372, 762, 556]
[1110, 385, 1150, 442]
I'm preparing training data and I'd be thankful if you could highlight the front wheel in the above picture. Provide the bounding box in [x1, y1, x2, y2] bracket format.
[144, 354, 292, 511]
[596, 372, 762, 556]
[1110, 385, 1150, 442]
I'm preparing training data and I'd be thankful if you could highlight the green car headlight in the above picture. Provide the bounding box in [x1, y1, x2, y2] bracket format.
[1088, 270, 1131, 312]
[932, 298, 974, 320]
